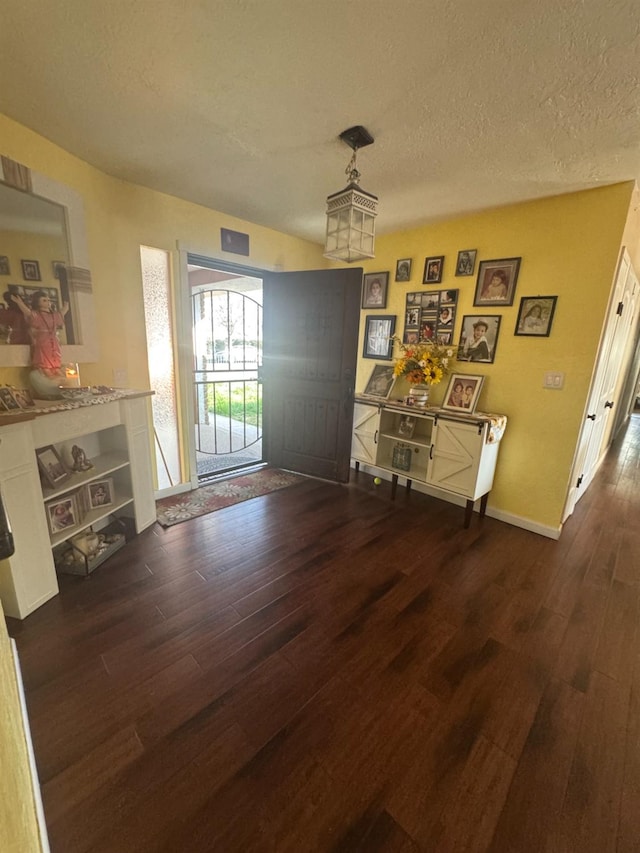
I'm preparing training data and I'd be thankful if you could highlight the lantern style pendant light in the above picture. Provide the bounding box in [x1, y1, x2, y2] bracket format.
[324, 126, 378, 263]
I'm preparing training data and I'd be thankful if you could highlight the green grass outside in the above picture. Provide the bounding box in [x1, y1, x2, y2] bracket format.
[209, 382, 262, 428]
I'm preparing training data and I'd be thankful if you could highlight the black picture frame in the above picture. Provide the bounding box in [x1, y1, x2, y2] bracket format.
[362, 364, 396, 399]
[21, 259, 41, 281]
[220, 228, 250, 256]
[395, 258, 412, 282]
[473, 257, 521, 307]
[0, 255, 10, 275]
[362, 271, 389, 308]
[363, 315, 396, 360]
[36, 444, 71, 489]
[457, 315, 502, 364]
[455, 249, 477, 277]
[515, 296, 558, 337]
[423, 256, 444, 284]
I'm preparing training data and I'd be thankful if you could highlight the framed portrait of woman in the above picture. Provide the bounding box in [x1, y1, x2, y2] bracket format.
[515, 296, 557, 337]
[362, 272, 389, 308]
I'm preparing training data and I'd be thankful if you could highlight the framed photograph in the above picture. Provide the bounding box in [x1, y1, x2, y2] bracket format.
[52, 260, 66, 279]
[11, 388, 35, 409]
[46, 495, 79, 534]
[457, 315, 502, 364]
[397, 415, 416, 439]
[362, 364, 396, 399]
[87, 478, 114, 510]
[392, 443, 412, 472]
[362, 271, 389, 308]
[423, 256, 444, 284]
[442, 373, 485, 414]
[36, 444, 71, 489]
[363, 315, 396, 360]
[220, 227, 249, 256]
[0, 387, 21, 412]
[395, 258, 412, 282]
[8, 283, 60, 311]
[474, 257, 521, 306]
[515, 296, 558, 337]
[21, 259, 41, 281]
[0, 256, 10, 275]
[455, 249, 477, 277]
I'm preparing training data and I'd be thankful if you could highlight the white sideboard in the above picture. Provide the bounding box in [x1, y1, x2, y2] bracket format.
[351, 398, 506, 526]
[0, 392, 156, 619]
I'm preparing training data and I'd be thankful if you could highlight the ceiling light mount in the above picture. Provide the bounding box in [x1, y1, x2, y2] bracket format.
[324, 126, 378, 263]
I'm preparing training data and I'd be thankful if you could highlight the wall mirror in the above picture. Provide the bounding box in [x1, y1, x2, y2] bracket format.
[0, 155, 98, 366]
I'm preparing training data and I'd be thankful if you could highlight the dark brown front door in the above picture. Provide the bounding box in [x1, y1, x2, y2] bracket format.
[263, 267, 362, 481]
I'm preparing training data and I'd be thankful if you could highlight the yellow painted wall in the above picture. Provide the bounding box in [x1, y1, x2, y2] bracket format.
[1, 112, 638, 533]
[356, 183, 636, 532]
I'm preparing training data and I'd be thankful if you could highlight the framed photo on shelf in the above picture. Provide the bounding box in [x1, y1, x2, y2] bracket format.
[362, 271, 389, 308]
[395, 258, 412, 282]
[515, 296, 558, 337]
[21, 259, 41, 281]
[474, 257, 521, 306]
[46, 494, 79, 534]
[423, 256, 444, 284]
[363, 315, 396, 360]
[392, 443, 412, 472]
[11, 388, 35, 409]
[36, 444, 71, 489]
[397, 415, 416, 439]
[442, 373, 485, 414]
[86, 478, 114, 510]
[0, 386, 21, 412]
[362, 364, 396, 399]
[455, 249, 477, 277]
[457, 315, 501, 364]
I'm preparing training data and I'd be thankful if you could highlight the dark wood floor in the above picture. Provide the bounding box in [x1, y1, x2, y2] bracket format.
[8, 416, 640, 852]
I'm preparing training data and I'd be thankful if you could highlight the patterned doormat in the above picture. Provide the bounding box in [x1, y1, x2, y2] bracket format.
[156, 467, 307, 527]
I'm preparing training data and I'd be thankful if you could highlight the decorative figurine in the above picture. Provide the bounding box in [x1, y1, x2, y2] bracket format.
[10, 290, 70, 399]
[71, 444, 93, 472]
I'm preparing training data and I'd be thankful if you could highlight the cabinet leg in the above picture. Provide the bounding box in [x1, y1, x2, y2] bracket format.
[464, 499, 474, 528]
[406, 478, 412, 494]
[391, 474, 398, 500]
[354, 460, 360, 473]
[479, 492, 489, 519]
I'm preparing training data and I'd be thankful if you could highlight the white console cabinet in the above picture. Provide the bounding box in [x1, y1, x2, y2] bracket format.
[0, 392, 156, 619]
[352, 399, 506, 526]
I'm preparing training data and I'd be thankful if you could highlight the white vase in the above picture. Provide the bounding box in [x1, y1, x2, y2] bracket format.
[408, 384, 430, 407]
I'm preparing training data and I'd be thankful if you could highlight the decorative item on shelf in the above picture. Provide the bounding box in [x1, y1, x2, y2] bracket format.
[60, 362, 81, 388]
[392, 443, 412, 472]
[391, 335, 455, 405]
[71, 444, 93, 472]
[324, 125, 378, 263]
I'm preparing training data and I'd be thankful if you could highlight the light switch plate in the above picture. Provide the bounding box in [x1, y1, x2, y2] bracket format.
[544, 371, 564, 389]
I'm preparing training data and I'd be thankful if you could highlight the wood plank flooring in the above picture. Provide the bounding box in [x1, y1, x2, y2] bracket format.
[7, 415, 640, 852]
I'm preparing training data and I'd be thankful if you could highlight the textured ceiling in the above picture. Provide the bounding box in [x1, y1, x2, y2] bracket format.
[2, 1, 640, 245]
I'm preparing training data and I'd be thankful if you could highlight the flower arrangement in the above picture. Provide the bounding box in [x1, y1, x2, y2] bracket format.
[391, 336, 454, 386]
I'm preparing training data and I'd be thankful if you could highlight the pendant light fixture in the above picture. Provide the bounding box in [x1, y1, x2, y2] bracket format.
[324, 126, 378, 263]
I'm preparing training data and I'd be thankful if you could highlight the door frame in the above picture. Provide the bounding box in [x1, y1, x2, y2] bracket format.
[176, 244, 269, 489]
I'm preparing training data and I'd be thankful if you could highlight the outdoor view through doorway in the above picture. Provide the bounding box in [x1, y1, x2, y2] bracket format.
[189, 259, 264, 481]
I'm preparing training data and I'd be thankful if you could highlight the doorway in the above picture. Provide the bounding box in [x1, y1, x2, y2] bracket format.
[188, 256, 264, 481]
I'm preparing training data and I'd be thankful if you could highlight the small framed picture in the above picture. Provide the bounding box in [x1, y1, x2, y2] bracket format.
[220, 227, 250, 256]
[21, 259, 41, 281]
[46, 495, 79, 534]
[397, 415, 416, 439]
[457, 315, 502, 364]
[515, 296, 558, 337]
[36, 444, 71, 489]
[363, 315, 396, 360]
[362, 271, 389, 308]
[474, 257, 521, 306]
[455, 249, 477, 277]
[395, 258, 412, 282]
[0, 387, 21, 412]
[11, 388, 35, 409]
[52, 260, 66, 279]
[442, 373, 485, 414]
[362, 364, 396, 399]
[86, 478, 114, 510]
[0, 256, 10, 275]
[423, 256, 444, 284]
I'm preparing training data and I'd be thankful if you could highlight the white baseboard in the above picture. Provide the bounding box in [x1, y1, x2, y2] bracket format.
[350, 462, 562, 540]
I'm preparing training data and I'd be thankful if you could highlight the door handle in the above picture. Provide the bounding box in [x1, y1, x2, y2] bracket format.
[587, 413, 596, 421]
[604, 401, 614, 409]
[374, 430, 378, 444]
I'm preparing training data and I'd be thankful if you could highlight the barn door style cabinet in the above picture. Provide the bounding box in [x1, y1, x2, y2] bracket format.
[351, 399, 506, 526]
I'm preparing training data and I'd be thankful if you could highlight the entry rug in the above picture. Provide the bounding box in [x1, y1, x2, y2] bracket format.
[156, 468, 307, 527]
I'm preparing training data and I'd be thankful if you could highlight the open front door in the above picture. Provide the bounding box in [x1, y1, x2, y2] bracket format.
[263, 268, 362, 481]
